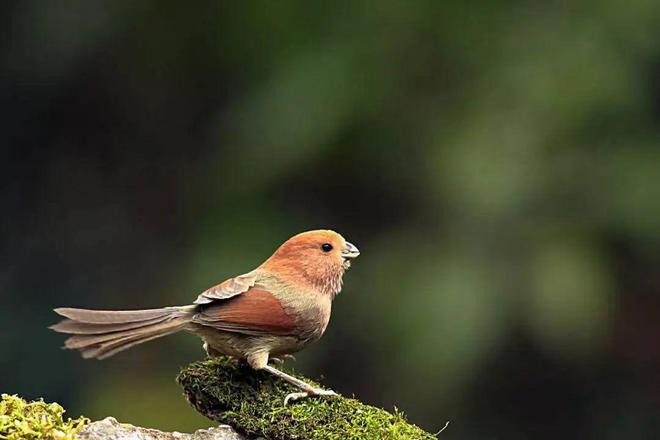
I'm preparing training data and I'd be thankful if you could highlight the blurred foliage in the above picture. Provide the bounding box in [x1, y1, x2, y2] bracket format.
[2, 0, 660, 439]
[0, 394, 88, 440]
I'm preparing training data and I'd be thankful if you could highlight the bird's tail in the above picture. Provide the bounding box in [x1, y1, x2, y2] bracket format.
[50, 306, 195, 360]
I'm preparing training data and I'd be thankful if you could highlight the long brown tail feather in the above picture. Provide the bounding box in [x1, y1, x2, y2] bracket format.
[49, 315, 170, 335]
[84, 326, 184, 360]
[51, 306, 193, 359]
[54, 307, 175, 324]
[61, 317, 176, 349]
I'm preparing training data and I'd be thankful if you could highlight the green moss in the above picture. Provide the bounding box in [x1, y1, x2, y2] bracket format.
[177, 357, 436, 440]
[0, 394, 88, 440]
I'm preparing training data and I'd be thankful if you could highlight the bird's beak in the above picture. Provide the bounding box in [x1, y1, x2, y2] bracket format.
[341, 241, 360, 259]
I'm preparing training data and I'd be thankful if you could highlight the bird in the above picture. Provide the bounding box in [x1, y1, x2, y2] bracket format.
[51, 229, 360, 404]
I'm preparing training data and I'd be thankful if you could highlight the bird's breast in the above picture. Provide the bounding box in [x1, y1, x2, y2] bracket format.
[273, 287, 332, 342]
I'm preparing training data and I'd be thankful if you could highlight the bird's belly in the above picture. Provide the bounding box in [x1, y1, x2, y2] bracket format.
[189, 325, 305, 359]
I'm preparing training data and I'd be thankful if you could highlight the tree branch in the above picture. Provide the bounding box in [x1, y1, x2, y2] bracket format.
[177, 357, 436, 440]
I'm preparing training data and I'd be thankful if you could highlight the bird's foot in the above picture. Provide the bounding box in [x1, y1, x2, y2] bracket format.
[283, 388, 338, 406]
[269, 354, 296, 365]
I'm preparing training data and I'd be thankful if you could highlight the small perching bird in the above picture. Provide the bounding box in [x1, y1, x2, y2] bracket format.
[51, 230, 360, 404]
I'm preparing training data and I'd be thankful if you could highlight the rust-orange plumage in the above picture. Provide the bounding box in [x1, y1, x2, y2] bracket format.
[51, 230, 360, 403]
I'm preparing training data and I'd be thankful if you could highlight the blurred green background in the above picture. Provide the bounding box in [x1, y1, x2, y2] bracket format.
[2, 1, 660, 438]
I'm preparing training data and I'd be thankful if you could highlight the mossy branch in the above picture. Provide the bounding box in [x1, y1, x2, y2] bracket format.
[177, 357, 436, 440]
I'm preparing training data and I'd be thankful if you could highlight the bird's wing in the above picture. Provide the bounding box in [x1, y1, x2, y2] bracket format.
[193, 271, 258, 305]
[192, 285, 296, 336]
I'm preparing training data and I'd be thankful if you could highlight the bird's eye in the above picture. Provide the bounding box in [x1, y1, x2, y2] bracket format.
[321, 243, 333, 252]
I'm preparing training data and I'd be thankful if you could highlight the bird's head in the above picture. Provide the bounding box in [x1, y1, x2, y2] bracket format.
[262, 230, 360, 297]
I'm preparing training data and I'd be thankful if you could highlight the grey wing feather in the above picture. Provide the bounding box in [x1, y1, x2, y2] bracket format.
[193, 271, 257, 305]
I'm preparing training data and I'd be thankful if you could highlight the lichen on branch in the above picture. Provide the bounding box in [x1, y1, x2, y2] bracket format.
[177, 357, 437, 440]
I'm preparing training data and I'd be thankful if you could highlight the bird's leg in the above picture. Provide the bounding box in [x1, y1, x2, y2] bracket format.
[247, 351, 337, 405]
[262, 364, 338, 405]
[203, 342, 223, 358]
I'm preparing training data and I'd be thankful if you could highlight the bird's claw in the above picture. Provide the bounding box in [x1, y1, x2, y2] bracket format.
[269, 354, 297, 365]
[283, 388, 338, 406]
